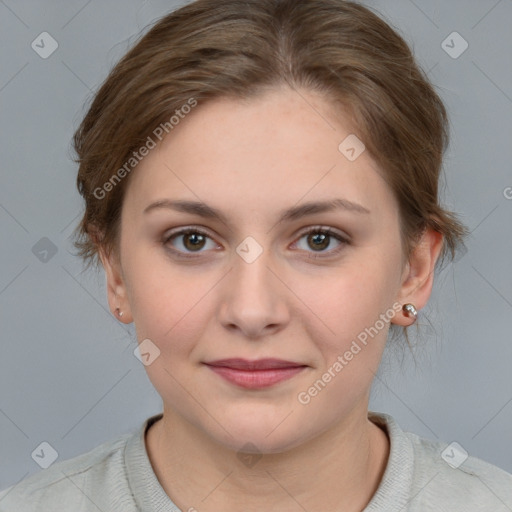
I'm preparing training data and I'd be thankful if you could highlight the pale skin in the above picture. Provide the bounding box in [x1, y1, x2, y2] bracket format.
[99, 86, 443, 511]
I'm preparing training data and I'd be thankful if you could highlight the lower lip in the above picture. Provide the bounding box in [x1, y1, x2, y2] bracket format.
[205, 365, 306, 389]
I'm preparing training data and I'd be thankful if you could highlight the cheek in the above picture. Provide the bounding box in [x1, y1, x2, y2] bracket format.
[293, 252, 402, 403]
[124, 250, 226, 388]
[302, 259, 397, 341]
[293, 270, 395, 419]
[126, 262, 217, 404]
[130, 267, 214, 345]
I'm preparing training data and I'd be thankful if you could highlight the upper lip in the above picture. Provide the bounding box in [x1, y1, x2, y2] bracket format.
[204, 358, 307, 370]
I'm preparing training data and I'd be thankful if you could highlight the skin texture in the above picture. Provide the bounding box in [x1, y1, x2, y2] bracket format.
[99, 86, 443, 511]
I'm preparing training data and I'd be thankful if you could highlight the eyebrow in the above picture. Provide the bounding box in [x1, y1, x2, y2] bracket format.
[143, 198, 370, 225]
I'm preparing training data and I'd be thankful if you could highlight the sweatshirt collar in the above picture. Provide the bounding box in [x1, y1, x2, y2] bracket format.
[125, 411, 414, 511]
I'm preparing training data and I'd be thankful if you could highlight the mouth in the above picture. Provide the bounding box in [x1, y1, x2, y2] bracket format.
[203, 358, 308, 389]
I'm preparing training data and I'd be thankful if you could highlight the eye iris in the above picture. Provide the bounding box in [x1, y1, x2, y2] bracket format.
[308, 232, 329, 251]
[184, 232, 206, 251]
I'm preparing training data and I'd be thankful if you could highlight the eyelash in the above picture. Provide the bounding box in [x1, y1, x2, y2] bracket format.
[162, 226, 350, 260]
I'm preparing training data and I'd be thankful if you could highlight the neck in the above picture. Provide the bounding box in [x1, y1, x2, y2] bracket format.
[145, 404, 389, 512]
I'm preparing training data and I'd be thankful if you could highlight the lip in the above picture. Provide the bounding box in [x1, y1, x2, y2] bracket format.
[204, 358, 308, 389]
[205, 358, 305, 370]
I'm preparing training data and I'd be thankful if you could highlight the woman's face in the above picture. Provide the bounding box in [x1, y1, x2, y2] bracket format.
[105, 87, 412, 453]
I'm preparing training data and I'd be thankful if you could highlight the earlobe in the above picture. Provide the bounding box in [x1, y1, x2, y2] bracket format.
[391, 228, 444, 326]
[98, 246, 133, 323]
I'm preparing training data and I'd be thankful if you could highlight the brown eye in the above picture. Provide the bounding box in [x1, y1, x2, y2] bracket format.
[293, 227, 350, 259]
[181, 232, 207, 251]
[307, 231, 330, 251]
[163, 228, 217, 257]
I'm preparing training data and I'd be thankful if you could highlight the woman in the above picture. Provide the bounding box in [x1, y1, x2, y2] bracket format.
[1, 0, 511, 510]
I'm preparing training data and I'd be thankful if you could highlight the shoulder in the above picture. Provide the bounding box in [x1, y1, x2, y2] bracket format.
[369, 412, 512, 511]
[408, 432, 512, 510]
[388, 414, 512, 511]
[0, 431, 134, 512]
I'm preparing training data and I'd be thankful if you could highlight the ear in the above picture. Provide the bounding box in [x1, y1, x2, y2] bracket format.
[391, 227, 444, 326]
[98, 245, 133, 324]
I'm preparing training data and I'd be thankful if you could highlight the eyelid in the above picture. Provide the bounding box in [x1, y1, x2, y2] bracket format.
[294, 225, 350, 244]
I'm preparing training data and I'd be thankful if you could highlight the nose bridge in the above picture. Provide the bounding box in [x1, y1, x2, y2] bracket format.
[231, 238, 279, 301]
[218, 237, 289, 336]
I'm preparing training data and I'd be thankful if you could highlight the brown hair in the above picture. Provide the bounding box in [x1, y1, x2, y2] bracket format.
[71, 0, 469, 342]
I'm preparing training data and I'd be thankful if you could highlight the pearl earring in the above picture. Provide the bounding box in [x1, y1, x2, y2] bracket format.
[402, 303, 417, 322]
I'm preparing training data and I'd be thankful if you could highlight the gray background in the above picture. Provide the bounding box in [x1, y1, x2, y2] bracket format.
[1, 0, 511, 492]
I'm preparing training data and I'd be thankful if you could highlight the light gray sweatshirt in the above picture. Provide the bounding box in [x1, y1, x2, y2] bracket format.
[1, 412, 511, 511]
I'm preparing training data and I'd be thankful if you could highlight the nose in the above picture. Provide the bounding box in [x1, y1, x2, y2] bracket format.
[217, 247, 290, 340]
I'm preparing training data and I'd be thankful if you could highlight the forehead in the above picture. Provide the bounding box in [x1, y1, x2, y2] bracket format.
[123, 87, 398, 224]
